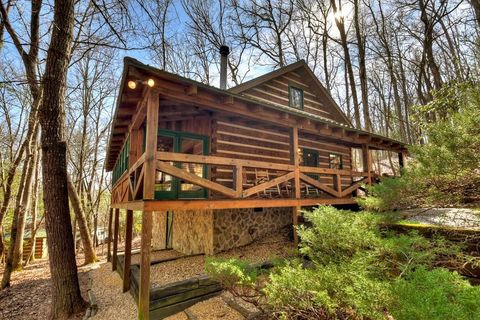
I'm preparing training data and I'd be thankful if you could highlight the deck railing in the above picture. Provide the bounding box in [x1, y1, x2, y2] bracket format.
[111, 151, 372, 204]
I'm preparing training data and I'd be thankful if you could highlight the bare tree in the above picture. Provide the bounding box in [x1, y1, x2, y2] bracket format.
[38, 0, 87, 316]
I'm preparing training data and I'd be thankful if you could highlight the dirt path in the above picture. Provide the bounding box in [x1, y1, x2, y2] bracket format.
[401, 207, 480, 229]
[0, 258, 91, 320]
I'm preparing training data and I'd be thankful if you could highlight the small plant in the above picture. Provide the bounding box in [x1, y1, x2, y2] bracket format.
[205, 258, 269, 312]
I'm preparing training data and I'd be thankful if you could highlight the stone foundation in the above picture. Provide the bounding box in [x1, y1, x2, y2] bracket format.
[172, 209, 214, 255]
[152, 207, 292, 255]
[152, 211, 167, 250]
[212, 207, 292, 253]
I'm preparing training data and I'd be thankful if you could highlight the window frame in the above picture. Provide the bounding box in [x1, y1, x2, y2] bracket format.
[329, 153, 343, 170]
[288, 85, 304, 110]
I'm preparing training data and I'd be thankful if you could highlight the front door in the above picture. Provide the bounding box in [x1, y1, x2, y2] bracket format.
[155, 129, 209, 199]
[302, 148, 319, 179]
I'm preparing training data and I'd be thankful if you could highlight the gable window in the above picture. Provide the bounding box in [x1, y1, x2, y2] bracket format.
[289, 86, 304, 110]
[329, 153, 343, 170]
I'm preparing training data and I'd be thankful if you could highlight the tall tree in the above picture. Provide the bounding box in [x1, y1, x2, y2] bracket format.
[353, 0, 371, 131]
[330, 0, 362, 128]
[39, 0, 86, 317]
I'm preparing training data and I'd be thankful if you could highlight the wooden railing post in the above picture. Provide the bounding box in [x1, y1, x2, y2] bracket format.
[123, 209, 133, 293]
[107, 208, 113, 262]
[138, 90, 158, 320]
[112, 208, 120, 271]
[333, 174, 341, 195]
[234, 164, 243, 198]
[290, 127, 301, 198]
[290, 127, 301, 245]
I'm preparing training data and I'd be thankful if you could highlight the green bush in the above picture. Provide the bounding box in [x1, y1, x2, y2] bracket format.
[390, 267, 480, 320]
[205, 206, 474, 319]
[265, 260, 391, 320]
[297, 206, 381, 264]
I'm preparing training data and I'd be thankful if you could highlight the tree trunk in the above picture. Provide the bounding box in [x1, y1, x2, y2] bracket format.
[67, 176, 97, 264]
[13, 129, 40, 269]
[38, 0, 86, 317]
[331, 0, 361, 129]
[353, 0, 371, 131]
[470, 0, 480, 29]
[1, 153, 29, 288]
[25, 152, 41, 266]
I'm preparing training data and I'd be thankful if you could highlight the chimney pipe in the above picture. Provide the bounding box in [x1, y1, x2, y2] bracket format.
[219, 45, 229, 90]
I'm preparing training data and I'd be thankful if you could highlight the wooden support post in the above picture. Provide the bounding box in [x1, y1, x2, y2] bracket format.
[144, 91, 159, 199]
[292, 206, 300, 245]
[290, 127, 301, 245]
[107, 208, 113, 262]
[138, 210, 152, 320]
[123, 209, 133, 293]
[362, 144, 372, 185]
[138, 90, 159, 320]
[398, 152, 405, 173]
[112, 208, 120, 271]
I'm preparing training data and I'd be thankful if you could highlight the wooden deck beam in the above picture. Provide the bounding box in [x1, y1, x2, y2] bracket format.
[107, 208, 113, 262]
[144, 197, 356, 211]
[112, 208, 120, 271]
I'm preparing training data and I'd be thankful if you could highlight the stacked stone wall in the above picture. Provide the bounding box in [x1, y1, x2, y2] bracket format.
[213, 207, 291, 253]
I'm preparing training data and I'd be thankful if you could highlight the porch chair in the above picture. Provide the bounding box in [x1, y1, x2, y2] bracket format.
[254, 168, 282, 198]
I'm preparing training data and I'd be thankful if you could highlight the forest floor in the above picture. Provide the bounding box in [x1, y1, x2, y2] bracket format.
[0, 255, 95, 320]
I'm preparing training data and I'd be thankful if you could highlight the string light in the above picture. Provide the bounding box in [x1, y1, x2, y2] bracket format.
[147, 79, 155, 87]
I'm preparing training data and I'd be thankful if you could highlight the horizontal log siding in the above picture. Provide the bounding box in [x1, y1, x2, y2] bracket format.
[211, 117, 353, 191]
[239, 70, 337, 121]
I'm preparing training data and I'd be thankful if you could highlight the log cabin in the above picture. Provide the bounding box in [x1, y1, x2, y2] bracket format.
[105, 47, 407, 319]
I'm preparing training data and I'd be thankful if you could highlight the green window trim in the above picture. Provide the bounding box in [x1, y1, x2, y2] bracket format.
[288, 85, 304, 110]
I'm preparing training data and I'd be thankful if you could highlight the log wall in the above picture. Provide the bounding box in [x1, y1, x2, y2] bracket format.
[238, 70, 340, 122]
[211, 116, 353, 190]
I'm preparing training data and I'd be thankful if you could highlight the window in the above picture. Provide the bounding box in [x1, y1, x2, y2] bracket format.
[329, 154, 343, 170]
[289, 86, 304, 109]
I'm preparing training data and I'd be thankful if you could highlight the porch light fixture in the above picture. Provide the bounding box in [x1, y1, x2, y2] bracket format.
[127, 80, 137, 89]
[127, 78, 155, 90]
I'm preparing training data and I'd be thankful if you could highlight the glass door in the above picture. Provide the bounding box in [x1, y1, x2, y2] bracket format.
[178, 135, 208, 199]
[302, 148, 319, 180]
[154, 129, 209, 199]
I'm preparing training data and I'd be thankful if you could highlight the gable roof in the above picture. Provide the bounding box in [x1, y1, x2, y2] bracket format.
[105, 57, 407, 171]
[229, 60, 352, 126]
